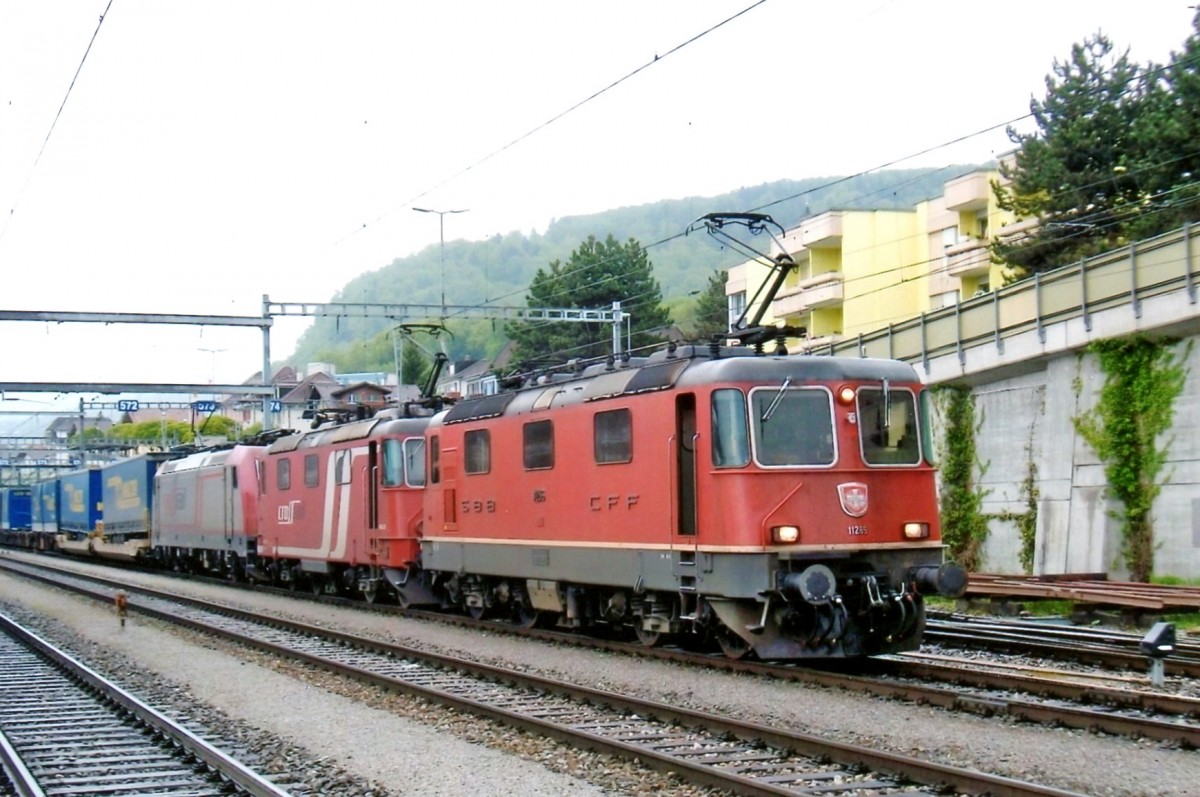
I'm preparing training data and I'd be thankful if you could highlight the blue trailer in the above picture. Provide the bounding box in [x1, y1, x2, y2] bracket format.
[58, 468, 102, 539]
[1, 486, 32, 531]
[95, 453, 177, 560]
[0, 487, 33, 546]
[31, 477, 61, 550]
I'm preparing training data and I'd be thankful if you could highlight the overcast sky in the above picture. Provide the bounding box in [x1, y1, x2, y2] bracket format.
[0, 0, 1193, 417]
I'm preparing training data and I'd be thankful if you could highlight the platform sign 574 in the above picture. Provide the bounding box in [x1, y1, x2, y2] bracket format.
[192, 400, 218, 412]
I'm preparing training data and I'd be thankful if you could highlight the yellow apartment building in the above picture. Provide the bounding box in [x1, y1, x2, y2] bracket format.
[725, 167, 1021, 351]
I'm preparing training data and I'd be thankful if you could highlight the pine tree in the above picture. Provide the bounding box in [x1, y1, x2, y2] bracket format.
[1131, 12, 1200, 238]
[689, 269, 731, 340]
[507, 235, 672, 368]
[994, 33, 1145, 274]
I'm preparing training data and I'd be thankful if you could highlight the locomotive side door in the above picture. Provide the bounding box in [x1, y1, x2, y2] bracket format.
[674, 393, 698, 540]
[672, 393, 701, 596]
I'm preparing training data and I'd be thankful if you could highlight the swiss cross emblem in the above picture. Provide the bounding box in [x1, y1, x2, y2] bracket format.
[838, 482, 868, 517]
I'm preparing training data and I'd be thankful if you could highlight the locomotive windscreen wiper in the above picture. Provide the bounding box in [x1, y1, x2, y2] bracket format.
[760, 377, 792, 422]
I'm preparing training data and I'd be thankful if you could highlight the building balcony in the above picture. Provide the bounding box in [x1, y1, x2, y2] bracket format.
[797, 212, 843, 249]
[945, 238, 992, 278]
[799, 271, 844, 308]
[801, 334, 839, 353]
[771, 271, 843, 315]
[996, 216, 1040, 242]
[944, 171, 992, 212]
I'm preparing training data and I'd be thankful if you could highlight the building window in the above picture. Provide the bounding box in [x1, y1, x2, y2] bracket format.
[523, 420, 554, 470]
[305, 454, 319, 487]
[464, 429, 491, 474]
[727, 291, 746, 331]
[276, 458, 291, 491]
[594, 409, 632, 464]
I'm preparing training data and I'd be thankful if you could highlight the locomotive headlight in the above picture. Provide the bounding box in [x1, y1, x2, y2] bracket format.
[903, 522, 930, 539]
[772, 525, 801, 543]
[836, 386, 856, 405]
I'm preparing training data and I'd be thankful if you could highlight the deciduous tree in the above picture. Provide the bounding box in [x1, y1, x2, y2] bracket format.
[507, 235, 672, 367]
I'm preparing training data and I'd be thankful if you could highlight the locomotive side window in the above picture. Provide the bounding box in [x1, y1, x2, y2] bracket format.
[404, 438, 426, 486]
[858, 387, 920, 465]
[751, 387, 835, 467]
[305, 454, 319, 487]
[523, 420, 554, 470]
[594, 409, 632, 464]
[464, 429, 491, 474]
[276, 458, 291, 490]
[430, 435, 441, 484]
[382, 439, 404, 486]
[919, 390, 936, 465]
[334, 450, 352, 485]
[711, 388, 749, 467]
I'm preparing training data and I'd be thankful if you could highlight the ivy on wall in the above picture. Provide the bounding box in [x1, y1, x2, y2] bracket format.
[932, 385, 990, 571]
[993, 458, 1040, 574]
[1073, 336, 1190, 582]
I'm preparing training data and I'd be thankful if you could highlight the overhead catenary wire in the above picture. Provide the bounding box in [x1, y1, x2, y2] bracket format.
[0, 0, 115, 248]
[343, 0, 771, 243]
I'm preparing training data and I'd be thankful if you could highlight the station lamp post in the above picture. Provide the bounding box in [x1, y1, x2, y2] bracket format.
[413, 207, 469, 313]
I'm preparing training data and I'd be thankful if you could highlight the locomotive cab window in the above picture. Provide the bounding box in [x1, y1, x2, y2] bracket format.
[464, 429, 491, 474]
[523, 420, 554, 470]
[276, 458, 291, 491]
[711, 388, 750, 468]
[404, 438, 426, 486]
[858, 385, 920, 465]
[594, 409, 632, 464]
[750, 386, 835, 467]
[382, 439, 405, 486]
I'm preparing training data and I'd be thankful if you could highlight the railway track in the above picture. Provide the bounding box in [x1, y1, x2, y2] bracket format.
[0, 612, 290, 797]
[924, 613, 1200, 677]
[0, 557, 1092, 797]
[4, 552, 1198, 749]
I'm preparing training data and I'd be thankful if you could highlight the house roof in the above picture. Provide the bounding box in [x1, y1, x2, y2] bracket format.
[278, 372, 340, 403]
[331, 382, 390, 400]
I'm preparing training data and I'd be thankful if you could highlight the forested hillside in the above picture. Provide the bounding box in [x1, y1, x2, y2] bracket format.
[289, 166, 974, 370]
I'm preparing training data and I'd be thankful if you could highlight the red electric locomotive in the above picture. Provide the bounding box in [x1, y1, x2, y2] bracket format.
[255, 413, 431, 602]
[405, 345, 965, 659]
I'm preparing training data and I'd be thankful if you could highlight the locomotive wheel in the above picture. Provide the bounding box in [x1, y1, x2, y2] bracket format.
[310, 577, 325, 596]
[716, 629, 752, 660]
[634, 626, 661, 647]
[514, 603, 540, 628]
[362, 581, 379, 604]
[467, 602, 488, 620]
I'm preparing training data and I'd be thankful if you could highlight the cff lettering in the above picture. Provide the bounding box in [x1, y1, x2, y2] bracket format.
[589, 494, 640, 511]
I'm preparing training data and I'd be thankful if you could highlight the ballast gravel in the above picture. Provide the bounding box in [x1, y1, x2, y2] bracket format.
[1, 551, 1196, 797]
